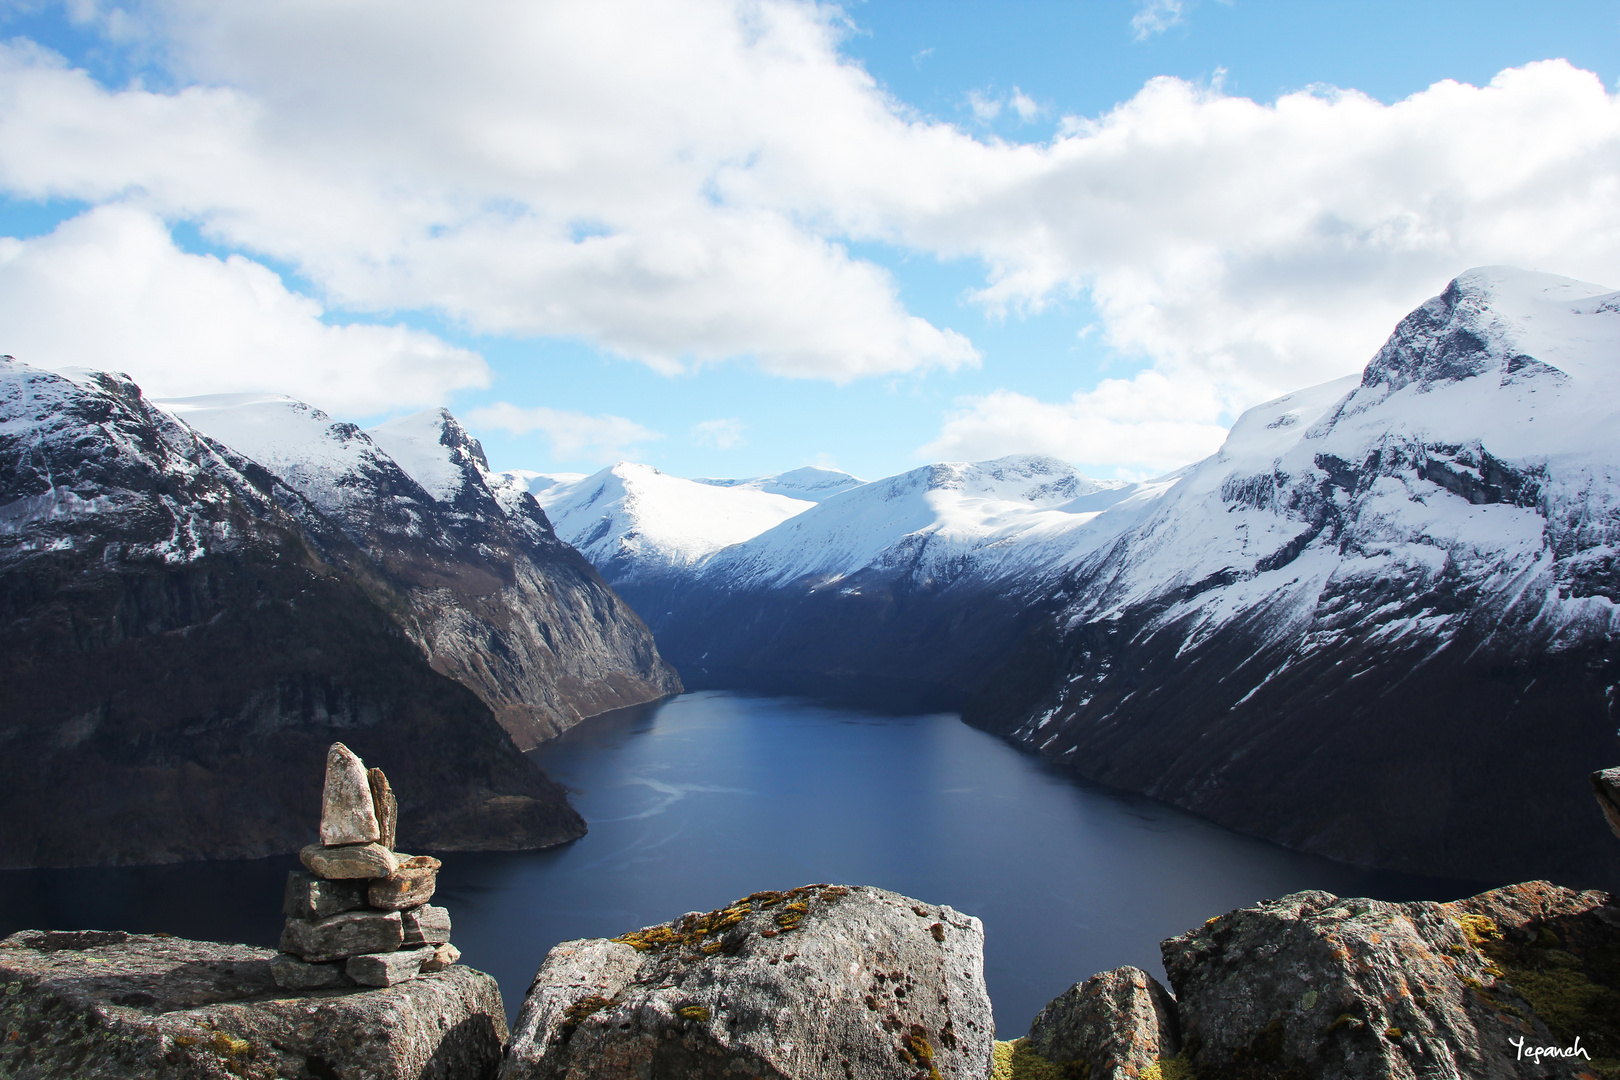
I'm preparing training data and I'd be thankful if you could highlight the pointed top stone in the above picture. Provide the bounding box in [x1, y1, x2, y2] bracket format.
[320, 743, 380, 846]
[368, 767, 398, 851]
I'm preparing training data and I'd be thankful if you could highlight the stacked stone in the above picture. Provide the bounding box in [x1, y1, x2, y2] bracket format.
[270, 742, 462, 991]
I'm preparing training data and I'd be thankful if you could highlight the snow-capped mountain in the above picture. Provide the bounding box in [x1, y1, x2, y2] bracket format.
[532, 462, 826, 584]
[691, 465, 865, 503]
[0, 359, 585, 866]
[968, 267, 1620, 886]
[583, 454, 1159, 707]
[163, 396, 680, 749]
[695, 454, 1148, 592]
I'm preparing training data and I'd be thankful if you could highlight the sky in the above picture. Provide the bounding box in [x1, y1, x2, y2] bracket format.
[0, 1, 1617, 483]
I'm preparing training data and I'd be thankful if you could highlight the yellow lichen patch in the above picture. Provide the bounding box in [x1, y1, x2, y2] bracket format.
[560, 994, 615, 1034]
[990, 1038, 1082, 1080]
[677, 1005, 711, 1022]
[1455, 914, 1500, 948]
[1148, 1052, 1194, 1080]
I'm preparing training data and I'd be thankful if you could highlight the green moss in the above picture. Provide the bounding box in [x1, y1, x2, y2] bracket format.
[1463, 915, 1620, 1080]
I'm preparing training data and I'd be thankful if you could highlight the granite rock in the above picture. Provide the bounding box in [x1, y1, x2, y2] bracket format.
[282, 870, 367, 920]
[1591, 767, 1620, 842]
[321, 742, 382, 846]
[1026, 965, 1178, 1079]
[349, 947, 435, 988]
[280, 909, 404, 964]
[0, 929, 507, 1079]
[501, 884, 994, 1080]
[422, 943, 462, 973]
[370, 766, 400, 851]
[268, 952, 354, 991]
[1160, 881, 1620, 1080]
[301, 841, 399, 879]
[372, 855, 442, 910]
[401, 905, 453, 947]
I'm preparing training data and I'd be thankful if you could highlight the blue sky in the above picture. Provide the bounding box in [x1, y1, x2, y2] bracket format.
[0, 1, 1617, 482]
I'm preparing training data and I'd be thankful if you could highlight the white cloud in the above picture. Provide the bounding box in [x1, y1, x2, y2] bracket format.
[1, 4, 1619, 468]
[1009, 88, 1040, 122]
[0, 204, 485, 413]
[1131, 0, 1187, 39]
[692, 417, 745, 449]
[0, 5, 979, 382]
[918, 370, 1231, 477]
[465, 402, 663, 463]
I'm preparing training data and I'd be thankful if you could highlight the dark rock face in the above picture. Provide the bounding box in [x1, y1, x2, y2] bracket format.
[359, 412, 682, 748]
[165, 399, 682, 752]
[1155, 881, 1620, 1079]
[0, 361, 584, 866]
[966, 273, 1620, 889]
[634, 573, 1046, 712]
[0, 929, 507, 1079]
[1024, 965, 1178, 1080]
[501, 884, 995, 1080]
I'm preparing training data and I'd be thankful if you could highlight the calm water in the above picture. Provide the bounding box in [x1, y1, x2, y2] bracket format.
[0, 691, 1486, 1034]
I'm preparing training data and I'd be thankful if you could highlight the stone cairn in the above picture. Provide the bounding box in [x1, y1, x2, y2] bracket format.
[270, 742, 461, 991]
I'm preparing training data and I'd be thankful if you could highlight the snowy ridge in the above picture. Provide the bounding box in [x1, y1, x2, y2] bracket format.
[536, 462, 818, 580]
[1053, 267, 1620, 665]
[695, 454, 1150, 592]
[369, 408, 483, 503]
[157, 393, 412, 520]
[692, 465, 864, 503]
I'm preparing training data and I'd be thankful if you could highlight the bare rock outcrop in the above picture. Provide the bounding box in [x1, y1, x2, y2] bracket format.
[1154, 881, 1620, 1079]
[0, 929, 506, 1079]
[1022, 965, 1179, 1079]
[501, 884, 995, 1080]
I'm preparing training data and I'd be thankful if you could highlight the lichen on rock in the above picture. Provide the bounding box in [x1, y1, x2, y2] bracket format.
[501, 884, 994, 1080]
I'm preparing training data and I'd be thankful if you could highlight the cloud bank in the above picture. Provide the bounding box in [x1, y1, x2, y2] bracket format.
[0, 2, 1617, 471]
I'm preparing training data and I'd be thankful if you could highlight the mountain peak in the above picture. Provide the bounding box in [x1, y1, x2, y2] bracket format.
[1362, 266, 1618, 394]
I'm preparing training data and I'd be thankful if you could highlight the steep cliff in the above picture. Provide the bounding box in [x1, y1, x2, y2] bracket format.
[968, 268, 1620, 887]
[0, 360, 585, 866]
[165, 398, 679, 749]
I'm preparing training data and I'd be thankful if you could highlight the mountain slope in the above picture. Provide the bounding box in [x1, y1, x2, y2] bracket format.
[534, 462, 822, 586]
[163, 398, 681, 749]
[634, 455, 1161, 706]
[967, 268, 1620, 887]
[0, 360, 585, 867]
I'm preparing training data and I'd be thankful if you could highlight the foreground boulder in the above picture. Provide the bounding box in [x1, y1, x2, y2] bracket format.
[1153, 881, 1620, 1079]
[0, 929, 506, 1079]
[1020, 965, 1179, 1079]
[502, 884, 994, 1080]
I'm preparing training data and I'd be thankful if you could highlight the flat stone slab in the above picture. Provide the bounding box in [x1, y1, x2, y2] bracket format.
[401, 905, 453, 947]
[301, 841, 399, 880]
[0, 929, 506, 1079]
[283, 870, 368, 920]
[371, 855, 442, 910]
[270, 952, 354, 991]
[280, 909, 404, 963]
[350, 947, 435, 987]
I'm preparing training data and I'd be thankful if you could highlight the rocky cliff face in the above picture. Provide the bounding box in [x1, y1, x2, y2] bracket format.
[0, 360, 585, 866]
[166, 398, 680, 750]
[967, 268, 1620, 888]
[1009, 880, 1620, 1080]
